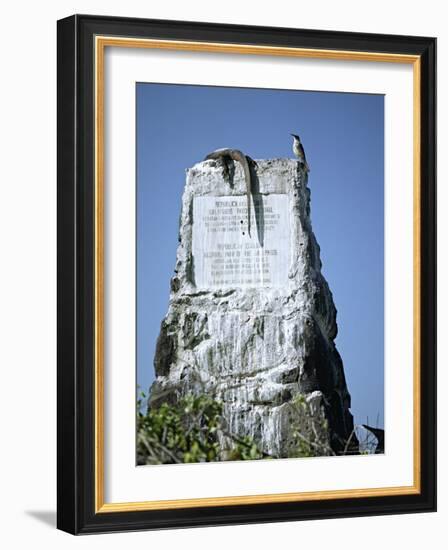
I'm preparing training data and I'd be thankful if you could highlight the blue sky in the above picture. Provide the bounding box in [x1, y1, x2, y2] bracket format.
[136, 83, 384, 429]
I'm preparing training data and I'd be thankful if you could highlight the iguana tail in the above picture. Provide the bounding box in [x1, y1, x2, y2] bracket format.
[228, 150, 252, 237]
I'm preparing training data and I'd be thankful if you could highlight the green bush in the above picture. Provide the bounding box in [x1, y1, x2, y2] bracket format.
[137, 391, 357, 465]
[137, 393, 264, 465]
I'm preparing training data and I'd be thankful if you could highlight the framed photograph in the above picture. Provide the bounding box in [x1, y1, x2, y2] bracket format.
[57, 14, 436, 534]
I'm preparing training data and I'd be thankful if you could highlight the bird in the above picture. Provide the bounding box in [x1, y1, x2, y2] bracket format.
[291, 133, 310, 172]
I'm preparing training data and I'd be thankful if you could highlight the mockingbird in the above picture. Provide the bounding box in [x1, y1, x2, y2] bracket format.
[291, 133, 310, 172]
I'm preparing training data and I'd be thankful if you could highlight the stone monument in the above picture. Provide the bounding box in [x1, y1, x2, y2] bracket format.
[149, 156, 356, 457]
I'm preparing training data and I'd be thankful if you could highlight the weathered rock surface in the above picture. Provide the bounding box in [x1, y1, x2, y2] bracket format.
[149, 158, 356, 457]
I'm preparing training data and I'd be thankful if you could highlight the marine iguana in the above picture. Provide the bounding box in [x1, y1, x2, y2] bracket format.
[204, 148, 256, 237]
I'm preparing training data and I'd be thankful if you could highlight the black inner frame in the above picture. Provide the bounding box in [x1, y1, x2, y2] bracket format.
[57, 14, 436, 534]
